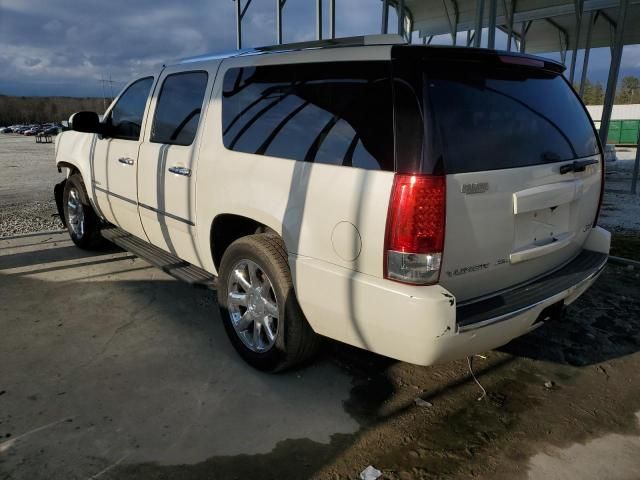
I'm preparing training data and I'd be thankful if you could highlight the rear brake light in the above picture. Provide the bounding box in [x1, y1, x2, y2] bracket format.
[499, 55, 545, 68]
[384, 174, 446, 285]
[594, 150, 605, 226]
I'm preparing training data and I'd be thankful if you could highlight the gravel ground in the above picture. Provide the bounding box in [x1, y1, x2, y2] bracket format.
[600, 147, 640, 233]
[0, 201, 64, 237]
[0, 135, 65, 237]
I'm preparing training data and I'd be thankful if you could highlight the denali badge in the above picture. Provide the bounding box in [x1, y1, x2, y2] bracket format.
[461, 182, 489, 194]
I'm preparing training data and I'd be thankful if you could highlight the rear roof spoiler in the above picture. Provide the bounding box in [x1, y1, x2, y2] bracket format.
[391, 45, 565, 74]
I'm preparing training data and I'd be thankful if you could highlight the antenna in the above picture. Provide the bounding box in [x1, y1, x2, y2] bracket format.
[99, 75, 107, 110]
[98, 74, 117, 110]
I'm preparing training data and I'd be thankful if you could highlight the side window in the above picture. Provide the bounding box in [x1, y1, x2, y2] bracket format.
[151, 71, 209, 146]
[221, 62, 394, 171]
[109, 77, 153, 141]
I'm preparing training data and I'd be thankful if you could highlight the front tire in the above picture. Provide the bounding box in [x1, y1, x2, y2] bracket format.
[217, 234, 320, 372]
[63, 173, 102, 249]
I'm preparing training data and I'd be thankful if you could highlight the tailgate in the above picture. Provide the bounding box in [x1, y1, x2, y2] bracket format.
[443, 159, 600, 301]
[398, 50, 603, 301]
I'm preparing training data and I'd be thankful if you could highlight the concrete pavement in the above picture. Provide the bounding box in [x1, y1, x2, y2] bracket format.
[0, 231, 358, 479]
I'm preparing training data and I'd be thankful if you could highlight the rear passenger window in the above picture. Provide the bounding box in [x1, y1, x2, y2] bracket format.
[222, 62, 394, 171]
[109, 77, 153, 141]
[151, 71, 208, 146]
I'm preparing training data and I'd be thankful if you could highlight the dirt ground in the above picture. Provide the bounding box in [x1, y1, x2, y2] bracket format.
[2, 234, 638, 480]
[111, 264, 640, 480]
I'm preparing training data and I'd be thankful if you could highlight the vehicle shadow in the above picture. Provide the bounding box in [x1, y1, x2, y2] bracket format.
[500, 265, 640, 366]
[0, 238, 524, 480]
[0, 241, 123, 271]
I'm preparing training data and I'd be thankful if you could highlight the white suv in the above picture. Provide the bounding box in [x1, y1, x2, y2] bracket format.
[54, 36, 610, 372]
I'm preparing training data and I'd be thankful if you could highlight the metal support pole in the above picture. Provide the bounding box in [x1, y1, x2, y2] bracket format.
[599, 0, 630, 148]
[443, 0, 459, 46]
[381, 0, 389, 34]
[473, 0, 485, 47]
[506, 0, 516, 52]
[316, 0, 322, 40]
[519, 20, 531, 53]
[329, 0, 335, 38]
[236, 0, 242, 49]
[276, 0, 282, 44]
[546, 18, 569, 65]
[632, 134, 640, 194]
[398, 0, 405, 37]
[579, 11, 595, 97]
[487, 0, 498, 48]
[569, 0, 584, 84]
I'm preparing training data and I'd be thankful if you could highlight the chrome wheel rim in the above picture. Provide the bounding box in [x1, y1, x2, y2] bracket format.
[227, 259, 279, 353]
[67, 187, 85, 237]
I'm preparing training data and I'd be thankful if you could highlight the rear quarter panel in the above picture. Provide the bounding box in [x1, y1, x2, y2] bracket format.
[194, 47, 395, 278]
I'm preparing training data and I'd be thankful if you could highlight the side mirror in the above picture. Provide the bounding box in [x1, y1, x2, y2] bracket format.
[69, 111, 104, 134]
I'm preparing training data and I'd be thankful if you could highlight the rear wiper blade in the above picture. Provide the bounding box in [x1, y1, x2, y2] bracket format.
[559, 159, 599, 174]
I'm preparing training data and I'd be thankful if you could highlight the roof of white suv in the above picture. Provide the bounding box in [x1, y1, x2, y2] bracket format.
[171, 34, 406, 66]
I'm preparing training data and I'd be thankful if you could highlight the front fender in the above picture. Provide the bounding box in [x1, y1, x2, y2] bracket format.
[54, 131, 95, 192]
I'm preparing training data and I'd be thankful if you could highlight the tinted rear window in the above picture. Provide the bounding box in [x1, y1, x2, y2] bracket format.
[222, 62, 394, 171]
[425, 66, 599, 174]
[393, 59, 599, 175]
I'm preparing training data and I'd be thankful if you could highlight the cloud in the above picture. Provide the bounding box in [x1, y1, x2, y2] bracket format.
[0, 0, 638, 97]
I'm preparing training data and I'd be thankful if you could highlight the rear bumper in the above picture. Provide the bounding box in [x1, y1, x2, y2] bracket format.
[456, 249, 607, 332]
[292, 227, 610, 366]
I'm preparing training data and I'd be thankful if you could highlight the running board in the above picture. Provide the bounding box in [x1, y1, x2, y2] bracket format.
[101, 226, 217, 289]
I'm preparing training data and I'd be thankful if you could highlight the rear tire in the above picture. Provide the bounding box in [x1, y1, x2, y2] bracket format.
[63, 173, 102, 249]
[217, 234, 321, 372]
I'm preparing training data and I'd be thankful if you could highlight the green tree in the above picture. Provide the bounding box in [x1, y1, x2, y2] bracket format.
[580, 79, 605, 105]
[615, 76, 640, 104]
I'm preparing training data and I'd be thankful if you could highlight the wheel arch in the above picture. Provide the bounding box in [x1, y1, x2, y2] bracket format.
[56, 161, 79, 176]
[209, 213, 281, 272]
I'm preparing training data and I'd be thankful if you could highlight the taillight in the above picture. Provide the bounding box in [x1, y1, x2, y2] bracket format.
[384, 174, 446, 285]
[593, 150, 605, 227]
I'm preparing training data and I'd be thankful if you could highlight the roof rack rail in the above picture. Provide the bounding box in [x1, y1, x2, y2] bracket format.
[254, 34, 406, 52]
[173, 34, 406, 65]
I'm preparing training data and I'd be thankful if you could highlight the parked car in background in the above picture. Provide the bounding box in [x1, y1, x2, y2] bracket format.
[604, 144, 618, 172]
[54, 37, 610, 372]
[43, 126, 61, 135]
[1, 127, 12, 133]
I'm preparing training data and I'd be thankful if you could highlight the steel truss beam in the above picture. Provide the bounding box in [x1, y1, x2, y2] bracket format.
[579, 10, 596, 95]
[545, 18, 569, 63]
[569, 0, 584, 83]
[417, 0, 638, 38]
[442, 0, 459, 45]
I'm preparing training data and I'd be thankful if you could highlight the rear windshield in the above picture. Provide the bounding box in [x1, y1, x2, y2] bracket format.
[394, 60, 600, 174]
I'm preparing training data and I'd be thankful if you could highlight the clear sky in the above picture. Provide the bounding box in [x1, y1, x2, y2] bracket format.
[0, 0, 638, 97]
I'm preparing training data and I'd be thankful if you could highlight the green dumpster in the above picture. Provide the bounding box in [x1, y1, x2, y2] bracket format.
[607, 120, 622, 144]
[620, 120, 640, 145]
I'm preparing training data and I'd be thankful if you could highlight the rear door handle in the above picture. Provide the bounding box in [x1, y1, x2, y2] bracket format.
[559, 159, 598, 174]
[118, 157, 134, 166]
[168, 166, 192, 177]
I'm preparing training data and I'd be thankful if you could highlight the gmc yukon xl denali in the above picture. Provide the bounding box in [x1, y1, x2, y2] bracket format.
[54, 36, 610, 372]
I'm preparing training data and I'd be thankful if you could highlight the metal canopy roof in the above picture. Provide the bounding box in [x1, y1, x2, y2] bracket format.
[407, 0, 640, 53]
[231, 0, 640, 191]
